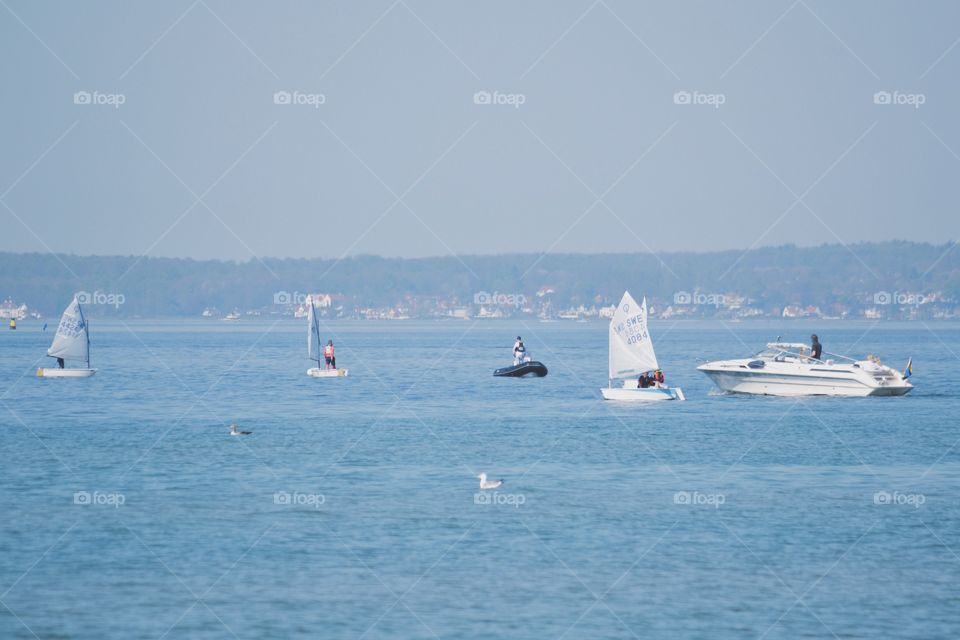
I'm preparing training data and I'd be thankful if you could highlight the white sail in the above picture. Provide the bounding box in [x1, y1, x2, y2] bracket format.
[47, 297, 89, 364]
[307, 298, 320, 363]
[608, 291, 658, 379]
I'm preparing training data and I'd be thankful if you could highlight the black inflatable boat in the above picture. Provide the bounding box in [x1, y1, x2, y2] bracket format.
[493, 361, 548, 377]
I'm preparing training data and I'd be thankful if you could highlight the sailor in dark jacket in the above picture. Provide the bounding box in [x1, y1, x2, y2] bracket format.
[810, 334, 823, 361]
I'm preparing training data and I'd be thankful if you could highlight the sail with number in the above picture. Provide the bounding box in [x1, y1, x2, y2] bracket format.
[47, 296, 90, 365]
[307, 297, 321, 364]
[608, 291, 658, 380]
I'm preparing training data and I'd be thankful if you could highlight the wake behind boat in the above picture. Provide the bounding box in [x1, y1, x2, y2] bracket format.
[305, 297, 348, 378]
[600, 291, 683, 401]
[698, 341, 913, 397]
[37, 296, 96, 378]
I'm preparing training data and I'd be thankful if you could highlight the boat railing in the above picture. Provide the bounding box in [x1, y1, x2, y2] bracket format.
[761, 346, 859, 365]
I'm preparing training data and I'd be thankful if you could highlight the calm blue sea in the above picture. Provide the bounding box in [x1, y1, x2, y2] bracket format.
[1, 319, 958, 639]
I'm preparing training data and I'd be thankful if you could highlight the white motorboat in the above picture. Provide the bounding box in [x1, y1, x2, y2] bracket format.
[600, 291, 684, 402]
[305, 297, 348, 378]
[37, 296, 96, 378]
[698, 342, 913, 397]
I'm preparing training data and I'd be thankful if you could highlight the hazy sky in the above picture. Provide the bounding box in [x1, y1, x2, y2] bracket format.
[2, 1, 959, 261]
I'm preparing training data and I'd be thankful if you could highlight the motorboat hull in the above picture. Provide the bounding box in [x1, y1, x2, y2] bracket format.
[307, 368, 348, 378]
[601, 385, 684, 401]
[37, 368, 96, 378]
[698, 364, 912, 397]
[493, 361, 548, 377]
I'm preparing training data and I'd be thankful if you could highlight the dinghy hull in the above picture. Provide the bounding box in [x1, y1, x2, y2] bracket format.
[600, 386, 683, 401]
[307, 368, 348, 378]
[493, 361, 548, 377]
[37, 368, 96, 378]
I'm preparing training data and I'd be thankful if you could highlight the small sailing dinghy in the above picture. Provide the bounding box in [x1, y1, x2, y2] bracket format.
[600, 291, 683, 401]
[306, 297, 347, 378]
[37, 296, 96, 378]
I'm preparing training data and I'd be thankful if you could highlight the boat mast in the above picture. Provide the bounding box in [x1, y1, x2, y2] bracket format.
[311, 300, 322, 366]
[78, 299, 90, 369]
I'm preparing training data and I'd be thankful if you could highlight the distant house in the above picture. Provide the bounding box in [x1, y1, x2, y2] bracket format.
[782, 305, 822, 318]
[0, 300, 28, 320]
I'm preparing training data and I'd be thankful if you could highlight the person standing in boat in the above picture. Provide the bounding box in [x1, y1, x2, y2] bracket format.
[323, 340, 336, 369]
[810, 334, 823, 361]
[56, 357, 65, 369]
[513, 336, 527, 365]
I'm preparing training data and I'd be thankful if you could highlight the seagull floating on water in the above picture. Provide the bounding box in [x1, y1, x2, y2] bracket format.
[229, 423, 252, 436]
[478, 472, 503, 490]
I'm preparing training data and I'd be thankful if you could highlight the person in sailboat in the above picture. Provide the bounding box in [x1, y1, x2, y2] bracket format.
[638, 372, 651, 388]
[653, 369, 665, 387]
[56, 357, 65, 369]
[323, 340, 336, 369]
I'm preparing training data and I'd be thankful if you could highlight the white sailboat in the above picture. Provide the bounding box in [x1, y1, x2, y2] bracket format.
[600, 291, 683, 401]
[306, 297, 347, 378]
[37, 296, 96, 378]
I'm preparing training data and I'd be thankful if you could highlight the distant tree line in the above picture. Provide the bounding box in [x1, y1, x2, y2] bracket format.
[0, 241, 957, 317]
